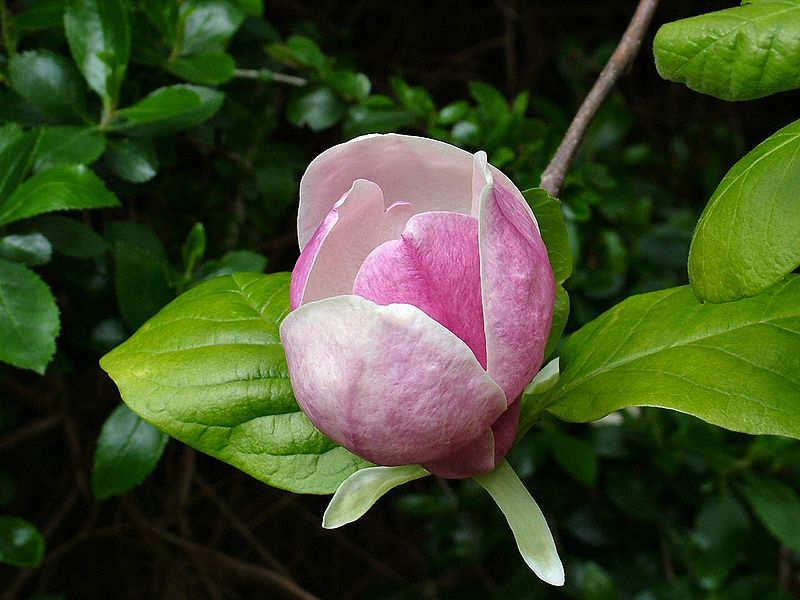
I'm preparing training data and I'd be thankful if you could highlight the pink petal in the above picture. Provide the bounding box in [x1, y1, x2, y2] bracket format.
[290, 179, 413, 309]
[353, 211, 487, 367]
[475, 152, 556, 402]
[298, 134, 479, 249]
[279, 295, 507, 467]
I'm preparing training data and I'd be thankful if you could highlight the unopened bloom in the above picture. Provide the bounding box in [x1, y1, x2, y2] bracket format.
[280, 134, 555, 478]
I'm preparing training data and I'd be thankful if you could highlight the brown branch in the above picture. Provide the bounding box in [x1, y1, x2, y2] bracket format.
[0, 415, 61, 452]
[539, 0, 661, 197]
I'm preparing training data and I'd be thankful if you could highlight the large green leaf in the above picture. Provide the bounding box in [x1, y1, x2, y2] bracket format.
[100, 272, 369, 494]
[741, 475, 800, 553]
[543, 278, 800, 439]
[0, 516, 45, 567]
[523, 188, 572, 283]
[34, 126, 107, 172]
[91, 403, 168, 499]
[0, 165, 119, 227]
[8, 50, 86, 118]
[64, 0, 131, 108]
[0, 258, 59, 374]
[111, 85, 224, 136]
[165, 51, 236, 85]
[689, 119, 800, 303]
[653, 1, 800, 101]
[104, 139, 158, 183]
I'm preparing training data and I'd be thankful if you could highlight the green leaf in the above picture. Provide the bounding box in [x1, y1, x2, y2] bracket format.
[0, 124, 24, 154]
[0, 165, 120, 227]
[192, 249, 267, 283]
[689, 493, 750, 590]
[100, 272, 369, 494]
[181, 222, 206, 275]
[0, 129, 41, 203]
[178, 0, 244, 55]
[0, 516, 45, 567]
[14, 0, 66, 32]
[165, 51, 235, 85]
[0, 233, 52, 266]
[285, 35, 326, 70]
[105, 139, 158, 183]
[34, 126, 107, 172]
[549, 429, 598, 487]
[107, 222, 173, 329]
[91, 403, 168, 499]
[286, 86, 345, 131]
[545, 285, 569, 360]
[689, 119, 800, 303]
[233, 0, 262, 16]
[325, 70, 371, 103]
[112, 85, 224, 136]
[0, 258, 59, 374]
[545, 278, 800, 439]
[653, 1, 800, 101]
[343, 98, 414, 138]
[36, 215, 109, 258]
[64, 0, 131, 108]
[741, 475, 800, 553]
[8, 50, 86, 118]
[524, 188, 573, 283]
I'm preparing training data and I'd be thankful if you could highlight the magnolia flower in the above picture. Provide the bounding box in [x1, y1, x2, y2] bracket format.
[280, 134, 555, 479]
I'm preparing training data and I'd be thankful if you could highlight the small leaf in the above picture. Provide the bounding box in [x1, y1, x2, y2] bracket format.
[165, 51, 235, 85]
[34, 126, 107, 172]
[105, 139, 158, 183]
[689, 118, 800, 303]
[179, 0, 244, 55]
[0, 129, 41, 203]
[0, 258, 59, 374]
[15, 0, 66, 32]
[0, 516, 45, 567]
[325, 70, 371, 102]
[523, 188, 572, 283]
[92, 403, 168, 499]
[285, 35, 326, 70]
[9, 50, 86, 118]
[545, 278, 800, 439]
[100, 272, 369, 494]
[192, 249, 267, 283]
[0, 233, 52, 266]
[64, 0, 131, 107]
[654, 1, 800, 101]
[181, 222, 206, 275]
[545, 285, 569, 360]
[518, 358, 560, 440]
[286, 86, 345, 131]
[741, 475, 800, 553]
[0, 165, 120, 227]
[549, 430, 598, 487]
[36, 215, 109, 258]
[323, 465, 429, 529]
[474, 459, 564, 586]
[112, 85, 225, 136]
[343, 102, 413, 138]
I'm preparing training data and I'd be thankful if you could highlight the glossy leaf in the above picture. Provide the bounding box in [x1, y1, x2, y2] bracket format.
[112, 85, 224, 136]
[286, 86, 346, 131]
[0, 258, 59, 374]
[689, 119, 800, 303]
[0, 165, 119, 227]
[524, 188, 572, 283]
[34, 126, 106, 172]
[741, 475, 800, 553]
[64, 0, 131, 107]
[105, 139, 158, 183]
[179, 0, 244, 55]
[92, 403, 168, 499]
[166, 51, 236, 85]
[0, 129, 41, 203]
[0, 516, 45, 567]
[192, 249, 267, 283]
[654, 1, 800, 101]
[100, 272, 369, 494]
[36, 215, 109, 258]
[8, 50, 86, 118]
[545, 278, 800, 439]
[0, 233, 52, 266]
[181, 222, 206, 275]
[14, 0, 66, 32]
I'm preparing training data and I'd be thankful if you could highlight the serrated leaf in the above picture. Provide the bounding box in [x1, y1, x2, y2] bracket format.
[0, 258, 59, 374]
[64, 0, 131, 107]
[0, 233, 52, 266]
[0, 165, 119, 227]
[9, 50, 86, 118]
[741, 475, 800, 553]
[100, 272, 369, 494]
[36, 215, 109, 258]
[91, 403, 168, 499]
[165, 51, 235, 85]
[112, 85, 224, 136]
[34, 126, 107, 172]
[654, 1, 800, 101]
[544, 278, 800, 439]
[689, 119, 800, 303]
[524, 188, 572, 283]
[0, 516, 45, 567]
[105, 139, 158, 183]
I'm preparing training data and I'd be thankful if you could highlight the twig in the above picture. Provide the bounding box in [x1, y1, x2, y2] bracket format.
[234, 68, 307, 87]
[539, 0, 661, 197]
[0, 415, 62, 452]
